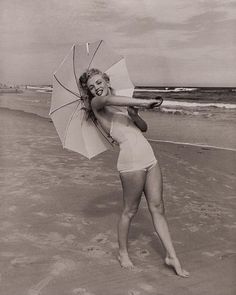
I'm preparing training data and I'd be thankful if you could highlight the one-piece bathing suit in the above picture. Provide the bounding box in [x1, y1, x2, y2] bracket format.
[110, 111, 157, 173]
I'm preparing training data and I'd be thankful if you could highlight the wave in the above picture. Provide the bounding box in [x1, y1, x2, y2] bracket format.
[135, 87, 197, 93]
[36, 89, 53, 93]
[26, 86, 53, 92]
[162, 100, 236, 109]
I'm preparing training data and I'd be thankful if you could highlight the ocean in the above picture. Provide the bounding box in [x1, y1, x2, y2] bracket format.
[134, 86, 236, 103]
[0, 87, 236, 122]
[133, 87, 236, 121]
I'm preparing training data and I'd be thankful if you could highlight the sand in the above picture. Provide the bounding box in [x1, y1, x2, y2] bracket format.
[0, 108, 235, 295]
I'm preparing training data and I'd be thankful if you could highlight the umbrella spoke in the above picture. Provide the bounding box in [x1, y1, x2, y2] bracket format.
[49, 98, 82, 115]
[92, 120, 114, 147]
[54, 74, 81, 99]
[73, 45, 80, 90]
[104, 57, 123, 73]
[88, 40, 103, 70]
[63, 101, 84, 146]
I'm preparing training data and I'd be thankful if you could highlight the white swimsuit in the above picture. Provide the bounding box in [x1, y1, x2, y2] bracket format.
[110, 111, 157, 173]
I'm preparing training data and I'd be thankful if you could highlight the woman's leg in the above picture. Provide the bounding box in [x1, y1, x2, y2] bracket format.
[118, 170, 146, 269]
[144, 163, 189, 277]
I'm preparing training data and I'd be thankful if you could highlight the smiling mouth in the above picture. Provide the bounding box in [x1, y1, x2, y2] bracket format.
[96, 89, 103, 96]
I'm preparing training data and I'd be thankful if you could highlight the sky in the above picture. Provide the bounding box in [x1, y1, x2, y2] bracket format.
[1, 0, 236, 86]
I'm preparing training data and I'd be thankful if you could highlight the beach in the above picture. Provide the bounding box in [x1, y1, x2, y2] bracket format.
[0, 92, 235, 295]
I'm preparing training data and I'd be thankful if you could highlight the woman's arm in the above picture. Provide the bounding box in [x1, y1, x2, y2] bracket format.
[91, 95, 163, 110]
[127, 107, 147, 132]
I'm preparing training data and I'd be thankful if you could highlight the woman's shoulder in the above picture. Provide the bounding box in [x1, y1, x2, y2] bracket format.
[91, 96, 108, 110]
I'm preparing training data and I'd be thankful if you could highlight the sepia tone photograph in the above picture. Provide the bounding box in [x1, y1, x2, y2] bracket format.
[0, 1, 235, 294]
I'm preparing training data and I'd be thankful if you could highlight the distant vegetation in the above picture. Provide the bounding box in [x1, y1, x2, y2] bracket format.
[0, 83, 10, 89]
[0, 83, 22, 93]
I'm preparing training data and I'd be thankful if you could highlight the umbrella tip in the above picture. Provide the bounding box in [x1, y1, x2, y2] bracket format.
[86, 43, 90, 55]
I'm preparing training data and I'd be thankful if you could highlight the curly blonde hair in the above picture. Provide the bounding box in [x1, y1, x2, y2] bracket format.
[79, 69, 110, 121]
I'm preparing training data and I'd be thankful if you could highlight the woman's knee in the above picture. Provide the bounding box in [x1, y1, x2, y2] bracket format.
[122, 206, 139, 219]
[148, 200, 165, 215]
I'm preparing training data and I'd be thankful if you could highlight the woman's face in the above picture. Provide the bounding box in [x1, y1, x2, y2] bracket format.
[87, 74, 110, 97]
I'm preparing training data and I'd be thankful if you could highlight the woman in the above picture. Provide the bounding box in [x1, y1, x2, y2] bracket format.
[79, 69, 189, 277]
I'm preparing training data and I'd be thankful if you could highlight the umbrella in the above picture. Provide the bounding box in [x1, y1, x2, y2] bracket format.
[49, 40, 134, 159]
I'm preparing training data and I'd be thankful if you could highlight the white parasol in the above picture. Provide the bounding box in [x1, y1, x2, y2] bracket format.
[50, 40, 134, 159]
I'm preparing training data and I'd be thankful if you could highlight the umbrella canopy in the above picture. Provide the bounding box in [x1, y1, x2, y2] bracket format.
[50, 40, 134, 159]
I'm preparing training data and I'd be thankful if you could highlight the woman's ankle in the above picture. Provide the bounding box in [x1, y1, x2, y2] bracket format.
[118, 250, 129, 257]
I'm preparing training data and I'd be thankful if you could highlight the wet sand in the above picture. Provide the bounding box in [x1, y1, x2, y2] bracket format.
[142, 111, 236, 151]
[0, 108, 235, 295]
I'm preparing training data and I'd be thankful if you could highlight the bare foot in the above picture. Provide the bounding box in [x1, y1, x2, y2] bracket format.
[165, 256, 189, 278]
[118, 253, 134, 269]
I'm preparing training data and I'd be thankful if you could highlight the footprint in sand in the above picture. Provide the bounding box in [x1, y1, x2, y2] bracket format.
[95, 204, 107, 209]
[91, 233, 109, 244]
[82, 245, 108, 258]
[128, 290, 140, 295]
[28, 258, 76, 295]
[56, 213, 77, 224]
[8, 206, 17, 213]
[1, 252, 16, 258]
[135, 249, 150, 260]
[185, 224, 200, 232]
[34, 212, 49, 217]
[224, 224, 236, 229]
[138, 283, 156, 293]
[11, 256, 40, 266]
[72, 288, 95, 295]
[31, 194, 43, 201]
[220, 252, 236, 260]
[201, 250, 222, 257]
[81, 218, 94, 226]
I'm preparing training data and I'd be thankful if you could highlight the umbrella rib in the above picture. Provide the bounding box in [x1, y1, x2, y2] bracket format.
[88, 40, 103, 69]
[63, 100, 83, 147]
[54, 74, 81, 99]
[49, 98, 81, 115]
[104, 56, 124, 73]
[92, 119, 114, 147]
[72, 45, 80, 91]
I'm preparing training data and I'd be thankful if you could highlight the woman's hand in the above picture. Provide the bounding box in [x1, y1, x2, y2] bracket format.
[147, 96, 163, 109]
[127, 106, 139, 117]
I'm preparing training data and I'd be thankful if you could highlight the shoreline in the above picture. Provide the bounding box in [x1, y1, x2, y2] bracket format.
[1, 105, 236, 152]
[0, 88, 23, 94]
[1, 90, 236, 150]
